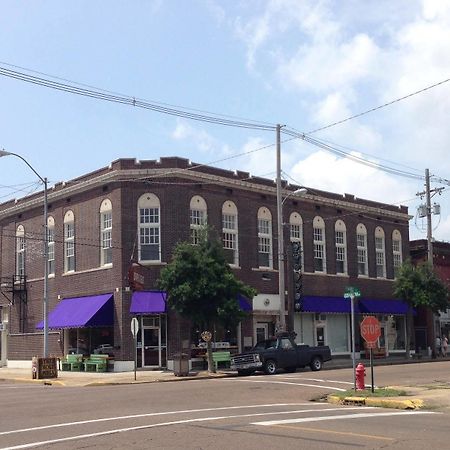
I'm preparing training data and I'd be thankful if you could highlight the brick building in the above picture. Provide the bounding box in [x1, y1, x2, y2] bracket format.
[0, 157, 411, 370]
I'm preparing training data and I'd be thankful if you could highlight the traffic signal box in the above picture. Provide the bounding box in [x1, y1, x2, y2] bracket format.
[292, 242, 303, 312]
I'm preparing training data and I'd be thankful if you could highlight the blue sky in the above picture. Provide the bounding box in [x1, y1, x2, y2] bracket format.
[1, 0, 450, 241]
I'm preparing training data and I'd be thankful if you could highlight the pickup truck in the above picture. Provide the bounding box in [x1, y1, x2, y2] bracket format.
[230, 333, 331, 376]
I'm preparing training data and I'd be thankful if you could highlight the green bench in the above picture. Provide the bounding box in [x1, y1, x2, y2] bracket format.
[61, 354, 84, 371]
[211, 351, 231, 370]
[84, 354, 109, 372]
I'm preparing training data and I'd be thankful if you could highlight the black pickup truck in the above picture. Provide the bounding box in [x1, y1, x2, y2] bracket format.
[231, 333, 332, 375]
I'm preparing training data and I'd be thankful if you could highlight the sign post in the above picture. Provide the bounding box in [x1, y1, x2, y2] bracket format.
[360, 315, 381, 392]
[344, 287, 361, 390]
[131, 317, 139, 381]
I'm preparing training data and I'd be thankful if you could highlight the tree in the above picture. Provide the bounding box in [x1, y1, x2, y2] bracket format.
[394, 260, 450, 357]
[158, 228, 256, 372]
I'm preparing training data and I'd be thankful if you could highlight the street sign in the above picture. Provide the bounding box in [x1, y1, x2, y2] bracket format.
[344, 286, 361, 298]
[131, 317, 139, 337]
[360, 316, 381, 343]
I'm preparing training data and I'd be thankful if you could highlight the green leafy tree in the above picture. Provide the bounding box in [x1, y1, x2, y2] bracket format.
[158, 228, 256, 372]
[394, 260, 450, 357]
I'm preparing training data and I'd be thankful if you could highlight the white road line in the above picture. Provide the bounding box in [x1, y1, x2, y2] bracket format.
[0, 403, 324, 436]
[224, 378, 347, 391]
[252, 410, 438, 426]
[0, 407, 370, 450]
[274, 376, 354, 385]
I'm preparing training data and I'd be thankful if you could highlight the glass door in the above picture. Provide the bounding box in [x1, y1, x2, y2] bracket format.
[142, 327, 160, 367]
[256, 322, 269, 343]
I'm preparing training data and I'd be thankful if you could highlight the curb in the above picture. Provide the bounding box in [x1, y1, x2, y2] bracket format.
[328, 394, 424, 410]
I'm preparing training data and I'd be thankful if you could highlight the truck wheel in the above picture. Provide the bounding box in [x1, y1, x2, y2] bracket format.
[310, 356, 323, 371]
[237, 369, 254, 376]
[285, 367, 296, 373]
[264, 360, 278, 375]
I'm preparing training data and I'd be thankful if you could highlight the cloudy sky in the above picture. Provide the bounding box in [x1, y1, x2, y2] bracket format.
[1, 0, 449, 241]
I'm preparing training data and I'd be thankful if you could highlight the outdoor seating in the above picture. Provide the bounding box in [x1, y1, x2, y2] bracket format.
[84, 354, 109, 372]
[211, 351, 231, 370]
[61, 354, 84, 371]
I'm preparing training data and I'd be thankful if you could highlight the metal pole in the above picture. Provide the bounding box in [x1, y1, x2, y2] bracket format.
[43, 178, 49, 358]
[276, 124, 286, 332]
[351, 294, 356, 390]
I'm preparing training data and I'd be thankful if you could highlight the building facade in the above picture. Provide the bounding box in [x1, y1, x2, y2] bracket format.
[0, 157, 411, 370]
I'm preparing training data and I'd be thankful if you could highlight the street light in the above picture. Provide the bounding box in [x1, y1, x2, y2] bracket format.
[0, 149, 49, 357]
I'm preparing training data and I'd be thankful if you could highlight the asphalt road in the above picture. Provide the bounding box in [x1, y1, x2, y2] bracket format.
[1, 362, 449, 449]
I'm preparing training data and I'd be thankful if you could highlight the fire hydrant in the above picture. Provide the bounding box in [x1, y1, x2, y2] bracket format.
[355, 363, 366, 390]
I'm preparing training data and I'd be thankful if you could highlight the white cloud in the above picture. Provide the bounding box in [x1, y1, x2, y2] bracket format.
[171, 121, 216, 153]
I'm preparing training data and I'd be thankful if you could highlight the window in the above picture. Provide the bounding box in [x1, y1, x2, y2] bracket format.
[64, 211, 75, 272]
[289, 212, 303, 269]
[100, 199, 113, 266]
[47, 217, 55, 276]
[356, 224, 368, 276]
[375, 227, 386, 278]
[16, 225, 25, 277]
[222, 201, 238, 266]
[257, 207, 272, 268]
[335, 220, 347, 275]
[392, 230, 403, 277]
[313, 216, 326, 273]
[138, 193, 160, 262]
[190, 196, 207, 245]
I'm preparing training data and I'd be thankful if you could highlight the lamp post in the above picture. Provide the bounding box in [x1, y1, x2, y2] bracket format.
[0, 149, 49, 357]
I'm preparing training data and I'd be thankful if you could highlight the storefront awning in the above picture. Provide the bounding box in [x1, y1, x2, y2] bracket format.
[130, 291, 167, 314]
[301, 296, 411, 315]
[36, 293, 114, 329]
[238, 294, 252, 312]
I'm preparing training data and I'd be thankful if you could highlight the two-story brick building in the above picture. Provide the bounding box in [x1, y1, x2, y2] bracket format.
[0, 157, 411, 370]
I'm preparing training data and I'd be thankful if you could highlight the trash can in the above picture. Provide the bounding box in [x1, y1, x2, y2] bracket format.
[173, 352, 189, 376]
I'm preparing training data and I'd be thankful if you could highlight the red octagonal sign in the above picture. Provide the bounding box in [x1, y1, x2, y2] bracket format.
[360, 316, 381, 343]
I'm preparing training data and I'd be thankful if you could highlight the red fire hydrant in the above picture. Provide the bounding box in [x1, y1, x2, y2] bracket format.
[355, 363, 366, 390]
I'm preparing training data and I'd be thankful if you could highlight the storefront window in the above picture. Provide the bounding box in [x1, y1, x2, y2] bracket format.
[67, 327, 114, 356]
[386, 315, 406, 350]
[327, 315, 349, 352]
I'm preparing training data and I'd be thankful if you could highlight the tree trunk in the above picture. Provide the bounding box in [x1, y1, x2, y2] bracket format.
[206, 339, 215, 373]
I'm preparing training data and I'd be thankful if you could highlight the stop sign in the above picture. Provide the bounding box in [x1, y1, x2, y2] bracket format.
[360, 316, 381, 343]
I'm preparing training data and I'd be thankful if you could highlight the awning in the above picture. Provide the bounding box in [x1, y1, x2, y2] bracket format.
[301, 296, 411, 315]
[130, 291, 167, 314]
[238, 294, 252, 312]
[36, 293, 114, 329]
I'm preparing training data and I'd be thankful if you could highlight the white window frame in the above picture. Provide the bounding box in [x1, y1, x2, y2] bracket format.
[357, 224, 368, 277]
[392, 229, 403, 277]
[313, 216, 326, 273]
[16, 225, 25, 277]
[47, 216, 55, 276]
[138, 193, 161, 263]
[289, 212, 304, 269]
[258, 207, 273, 269]
[100, 199, 113, 266]
[222, 201, 239, 266]
[190, 195, 207, 245]
[375, 226, 386, 278]
[335, 220, 347, 275]
[64, 211, 75, 273]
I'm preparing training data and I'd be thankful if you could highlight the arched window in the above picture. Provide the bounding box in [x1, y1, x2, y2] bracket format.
[257, 207, 272, 268]
[335, 220, 347, 275]
[375, 226, 386, 278]
[64, 210, 75, 272]
[392, 229, 403, 276]
[222, 201, 238, 266]
[16, 225, 25, 277]
[138, 193, 160, 262]
[190, 195, 207, 245]
[313, 216, 326, 273]
[356, 223, 368, 276]
[289, 212, 303, 269]
[47, 216, 55, 276]
[100, 199, 113, 266]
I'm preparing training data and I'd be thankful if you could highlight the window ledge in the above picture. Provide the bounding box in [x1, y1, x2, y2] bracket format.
[62, 266, 113, 276]
[138, 261, 167, 266]
[251, 267, 277, 272]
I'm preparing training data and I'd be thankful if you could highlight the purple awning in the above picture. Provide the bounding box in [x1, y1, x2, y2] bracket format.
[130, 291, 167, 314]
[36, 293, 113, 329]
[238, 294, 252, 312]
[301, 296, 410, 314]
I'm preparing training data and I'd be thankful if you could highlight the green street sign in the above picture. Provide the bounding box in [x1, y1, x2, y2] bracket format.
[344, 287, 361, 298]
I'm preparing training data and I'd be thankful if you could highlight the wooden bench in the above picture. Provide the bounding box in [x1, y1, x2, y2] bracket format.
[84, 354, 108, 372]
[61, 354, 84, 371]
[211, 351, 231, 370]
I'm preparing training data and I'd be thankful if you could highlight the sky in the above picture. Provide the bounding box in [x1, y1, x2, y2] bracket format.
[1, 0, 449, 241]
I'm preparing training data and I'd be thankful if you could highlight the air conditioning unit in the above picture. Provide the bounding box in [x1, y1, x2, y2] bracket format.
[0, 322, 7, 331]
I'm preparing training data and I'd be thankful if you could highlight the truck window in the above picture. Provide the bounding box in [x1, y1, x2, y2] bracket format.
[280, 338, 294, 350]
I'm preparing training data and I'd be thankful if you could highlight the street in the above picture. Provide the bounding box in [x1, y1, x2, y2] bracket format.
[1, 362, 450, 449]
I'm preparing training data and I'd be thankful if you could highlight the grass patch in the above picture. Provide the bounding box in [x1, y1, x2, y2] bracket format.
[331, 387, 407, 399]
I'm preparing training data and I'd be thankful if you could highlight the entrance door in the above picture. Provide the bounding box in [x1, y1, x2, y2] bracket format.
[256, 323, 269, 344]
[315, 325, 326, 346]
[140, 315, 167, 368]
